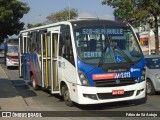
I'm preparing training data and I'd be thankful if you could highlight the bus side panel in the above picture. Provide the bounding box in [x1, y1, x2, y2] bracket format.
[59, 57, 77, 84]
[22, 53, 27, 80]
[30, 53, 42, 86]
[26, 53, 31, 81]
[22, 53, 31, 81]
[59, 57, 78, 101]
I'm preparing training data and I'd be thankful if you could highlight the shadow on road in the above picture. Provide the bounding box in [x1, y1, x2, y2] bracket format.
[0, 79, 18, 98]
[11, 80, 37, 98]
[0, 78, 37, 99]
[38, 88, 64, 102]
[155, 92, 160, 95]
[7, 66, 19, 70]
[75, 98, 147, 110]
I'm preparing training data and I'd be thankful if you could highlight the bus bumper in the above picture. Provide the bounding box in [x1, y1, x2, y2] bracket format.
[72, 81, 146, 105]
[6, 60, 19, 67]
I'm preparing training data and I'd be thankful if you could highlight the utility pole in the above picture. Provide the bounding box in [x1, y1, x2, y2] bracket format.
[148, 25, 151, 55]
[68, 0, 70, 20]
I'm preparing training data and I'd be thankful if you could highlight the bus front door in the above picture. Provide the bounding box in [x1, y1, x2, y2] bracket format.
[41, 33, 50, 89]
[41, 31, 59, 93]
[50, 31, 60, 93]
[19, 35, 27, 79]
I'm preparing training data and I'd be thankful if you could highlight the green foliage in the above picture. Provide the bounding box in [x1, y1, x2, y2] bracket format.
[102, 0, 160, 25]
[0, 0, 30, 42]
[102, 0, 160, 54]
[46, 8, 78, 23]
[27, 23, 43, 29]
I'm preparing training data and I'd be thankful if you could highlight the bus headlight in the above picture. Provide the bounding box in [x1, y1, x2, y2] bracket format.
[141, 69, 145, 81]
[78, 70, 90, 86]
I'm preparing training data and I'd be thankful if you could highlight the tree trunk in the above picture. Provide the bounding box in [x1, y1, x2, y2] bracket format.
[154, 16, 159, 55]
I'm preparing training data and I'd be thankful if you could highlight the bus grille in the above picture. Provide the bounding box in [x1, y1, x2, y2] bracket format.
[97, 90, 134, 100]
[94, 78, 137, 87]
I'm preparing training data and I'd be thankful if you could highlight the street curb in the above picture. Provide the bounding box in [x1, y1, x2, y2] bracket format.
[0, 65, 8, 110]
[0, 65, 29, 110]
[0, 64, 8, 79]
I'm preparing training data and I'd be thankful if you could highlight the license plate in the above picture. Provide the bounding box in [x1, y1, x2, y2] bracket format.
[112, 90, 124, 95]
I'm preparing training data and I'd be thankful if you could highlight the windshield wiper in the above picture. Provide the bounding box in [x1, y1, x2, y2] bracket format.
[98, 34, 116, 67]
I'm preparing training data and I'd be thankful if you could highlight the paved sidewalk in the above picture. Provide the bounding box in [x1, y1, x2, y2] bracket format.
[0, 65, 62, 120]
[0, 65, 28, 111]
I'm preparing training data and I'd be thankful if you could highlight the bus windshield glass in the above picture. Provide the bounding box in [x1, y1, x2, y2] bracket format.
[74, 25, 142, 64]
[7, 44, 18, 53]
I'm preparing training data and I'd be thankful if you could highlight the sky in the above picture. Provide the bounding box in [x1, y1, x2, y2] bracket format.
[20, 0, 115, 25]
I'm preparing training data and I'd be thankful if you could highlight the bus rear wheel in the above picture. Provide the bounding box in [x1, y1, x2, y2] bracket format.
[31, 75, 39, 90]
[62, 85, 74, 107]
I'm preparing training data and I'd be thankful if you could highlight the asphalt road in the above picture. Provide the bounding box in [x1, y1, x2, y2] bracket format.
[0, 57, 160, 120]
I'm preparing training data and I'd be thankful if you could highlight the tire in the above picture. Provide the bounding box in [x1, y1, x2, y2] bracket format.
[31, 75, 39, 90]
[146, 79, 155, 95]
[62, 85, 74, 107]
[140, 92, 147, 104]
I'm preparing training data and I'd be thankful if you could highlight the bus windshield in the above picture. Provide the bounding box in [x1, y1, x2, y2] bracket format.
[74, 25, 142, 65]
[7, 44, 18, 53]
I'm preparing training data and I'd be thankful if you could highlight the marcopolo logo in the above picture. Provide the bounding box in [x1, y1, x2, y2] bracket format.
[115, 79, 121, 84]
[130, 68, 140, 72]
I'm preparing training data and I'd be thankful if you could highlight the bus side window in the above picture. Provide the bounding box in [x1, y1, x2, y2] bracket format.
[62, 35, 72, 58]
[20, 35, 23, 53]
[29, 32, 37, 53]
[59, 34, 64, 56]
[27, 32, 31, 53]
[36, 32, 41, 54]
[60, 25, 74, 65]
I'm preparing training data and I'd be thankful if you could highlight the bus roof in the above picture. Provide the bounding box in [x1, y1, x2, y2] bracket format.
[19, 19, 128, 33]
[69, 19, 128, 27]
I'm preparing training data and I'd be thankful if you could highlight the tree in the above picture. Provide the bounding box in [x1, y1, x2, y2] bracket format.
[0, 0, 30, 42]
[102, 0, 160, 54]
[46, 8, 78, 23]
[27, 23, 43, 29]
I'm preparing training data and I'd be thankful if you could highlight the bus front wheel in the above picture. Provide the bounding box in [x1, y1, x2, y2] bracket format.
[62, 85, 74, 107]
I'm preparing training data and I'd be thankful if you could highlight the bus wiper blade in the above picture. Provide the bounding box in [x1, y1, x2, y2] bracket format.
[98, 52, 105, 67]
[98, 46, 113, 67]
[98, 48, 107, 67]
[98, 28, 117, 67]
